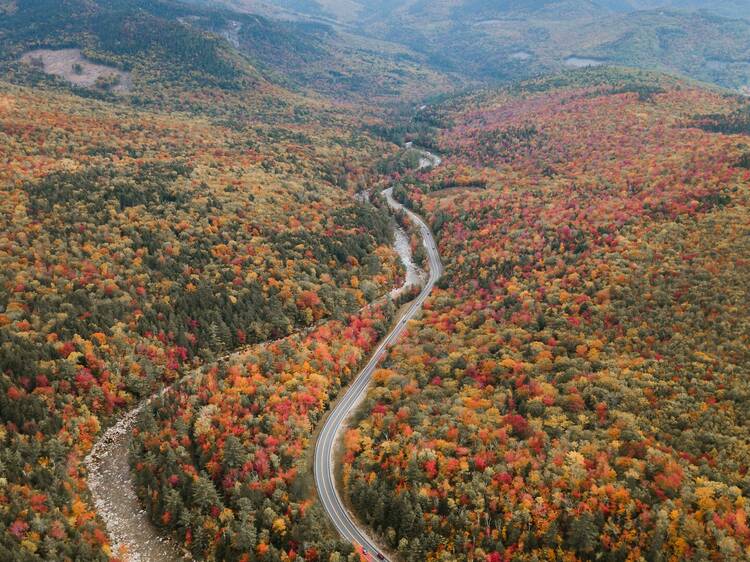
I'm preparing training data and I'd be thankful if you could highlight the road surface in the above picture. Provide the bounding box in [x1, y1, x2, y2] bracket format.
[314, 150, 443, 561]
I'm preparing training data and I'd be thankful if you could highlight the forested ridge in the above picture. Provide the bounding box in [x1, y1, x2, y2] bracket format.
[1, 0, 453, 108]
[0, 65, 405, 560]
[253, 0, 750, 94]
[344, 69, 750, 561]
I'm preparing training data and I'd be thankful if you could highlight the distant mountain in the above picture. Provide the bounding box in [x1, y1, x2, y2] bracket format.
[237, 0, 749, 21]
[625, 1, 750, 19]
[244, 0, 750, 92]
[2, 0, 455, 102]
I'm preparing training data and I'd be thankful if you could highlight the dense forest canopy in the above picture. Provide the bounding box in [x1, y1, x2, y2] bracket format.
[343, 68, 750, 560]
[1, 0, 750, 560]
[0, 43, 405, 558]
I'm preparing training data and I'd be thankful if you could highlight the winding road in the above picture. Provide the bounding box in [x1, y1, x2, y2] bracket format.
[85, 148, 442, 562]
[314, 149, 443, 561]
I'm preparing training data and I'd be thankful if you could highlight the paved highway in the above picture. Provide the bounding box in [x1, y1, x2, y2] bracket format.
[313, 151, 443, 562]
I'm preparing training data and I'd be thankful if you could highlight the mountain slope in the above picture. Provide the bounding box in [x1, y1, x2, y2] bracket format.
[0, 64, 407, 562]
[3, 0, 453, 107]
[344, 67, 750, 561]
[0, 3, 419, 561]
[250, 0, 750, 91]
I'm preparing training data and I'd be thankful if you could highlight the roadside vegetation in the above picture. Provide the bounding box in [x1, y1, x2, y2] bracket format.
[344, 69, 750, 561]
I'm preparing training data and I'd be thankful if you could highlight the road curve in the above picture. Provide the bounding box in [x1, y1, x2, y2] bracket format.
[314, 151, 443, 561]
[86, 147, 442, 562]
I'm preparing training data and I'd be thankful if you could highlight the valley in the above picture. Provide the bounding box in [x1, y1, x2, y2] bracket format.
[1, 1, 749, 562]
[84, 161, 437, 562]
[315, 155, 444, 562]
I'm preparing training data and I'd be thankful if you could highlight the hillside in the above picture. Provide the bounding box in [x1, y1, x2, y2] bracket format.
[343, 68, 750, 560]
[0, 2, 424, 559]
[1, 0, 454, 106]
[245, 0, 750, 92]
[0, 69, 410, 558]
[214, 16, 456, 101]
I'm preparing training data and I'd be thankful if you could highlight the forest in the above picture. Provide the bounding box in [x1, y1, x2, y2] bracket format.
[0, 0, 247, 94]
[2, 0, 750, 558]
[0, 0, 452, 110]
[130, 302, 395, 560]
[0, 62, 404, 559]
[344, 68, 750, 561]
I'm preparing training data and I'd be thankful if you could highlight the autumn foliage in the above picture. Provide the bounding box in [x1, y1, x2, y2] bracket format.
[131, 304, 395, 559]
[0, 74, 400, 560]
[345, 70, 750, 561]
